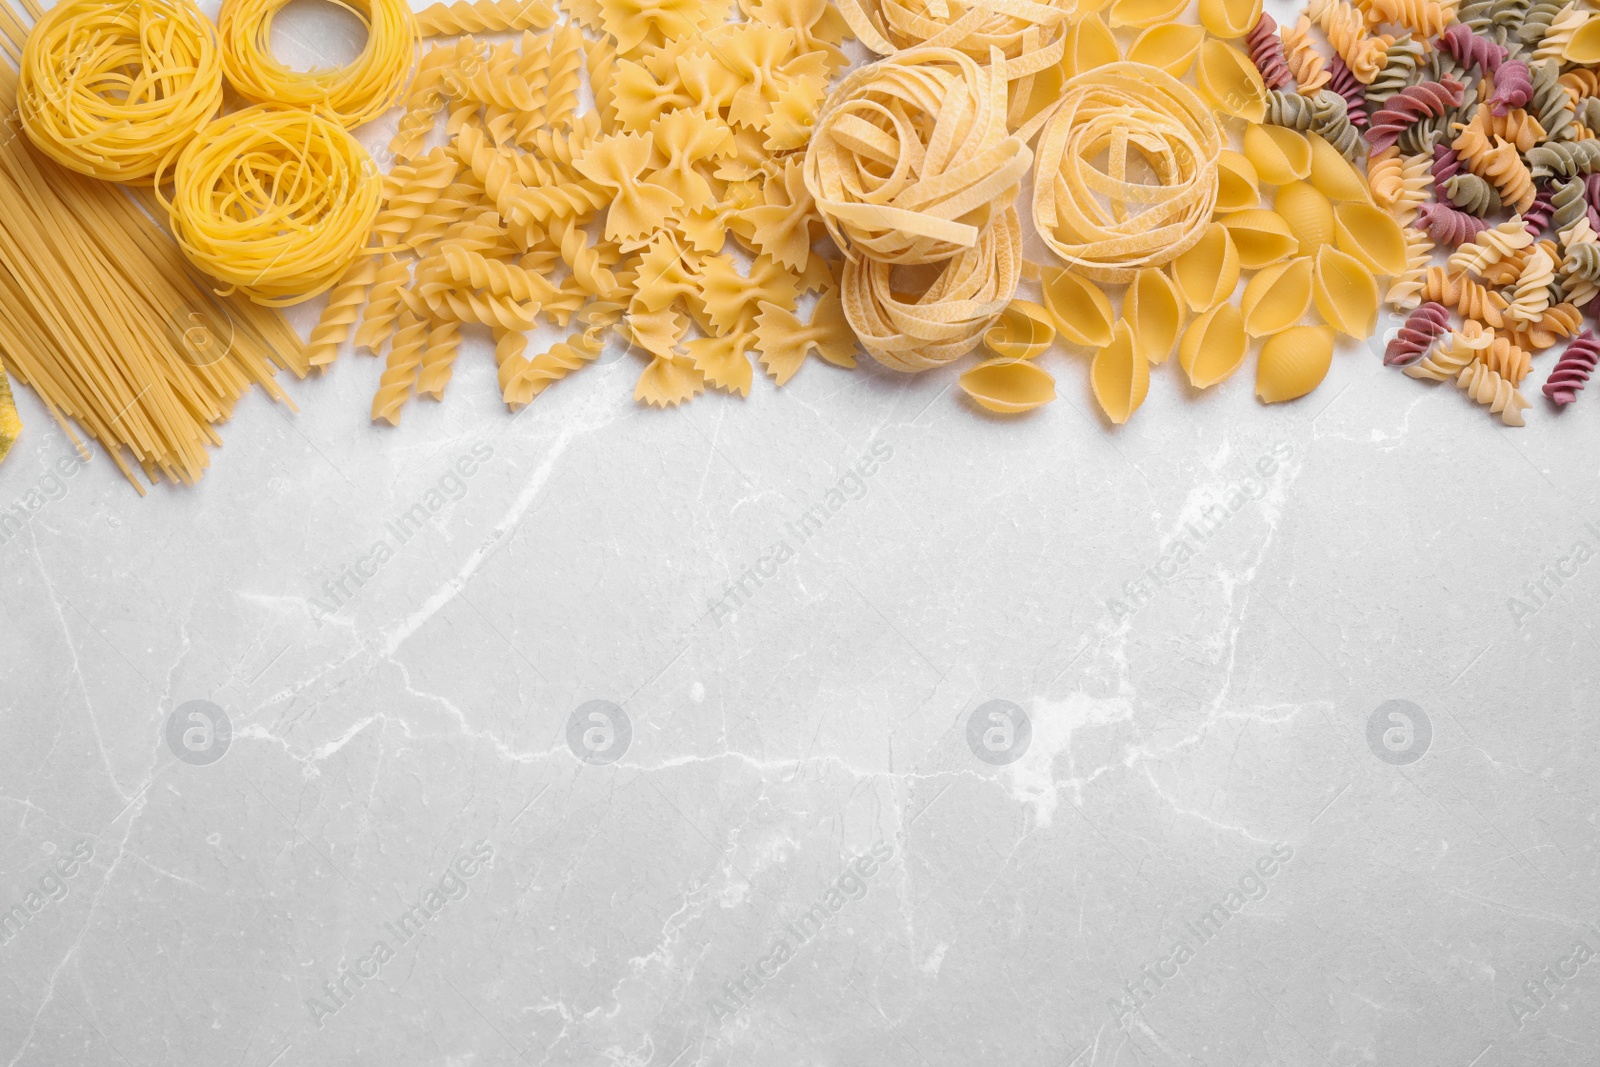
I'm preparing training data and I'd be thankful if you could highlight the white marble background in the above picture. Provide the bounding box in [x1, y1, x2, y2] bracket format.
[3, 0, 1600, 1064]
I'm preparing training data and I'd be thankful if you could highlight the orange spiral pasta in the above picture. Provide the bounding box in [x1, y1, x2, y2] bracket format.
[159, 105, 382, 305]
[1032, 62, 1222, 282]
[217, 0, 418, 127]
[18, 0, 224, 182]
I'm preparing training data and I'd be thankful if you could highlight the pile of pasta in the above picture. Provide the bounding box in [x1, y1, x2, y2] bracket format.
[310, 0, 863, 420]
[1256, 0, 1600, 422]
[0, 0, 306, 492]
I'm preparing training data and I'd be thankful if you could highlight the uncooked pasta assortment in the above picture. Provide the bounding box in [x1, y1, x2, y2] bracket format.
[6, 0, 1600, 489]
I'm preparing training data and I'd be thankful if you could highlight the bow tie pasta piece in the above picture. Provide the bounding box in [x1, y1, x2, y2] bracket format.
[1312, 246, 1379, 337]
[1127, 268, 1185, 363]
[649, 109, 735, 216]
[1199, 0, 1263, 38]
[1216, 151, 1262, 212]
[1171, 222, 1241, 311]
[1062, 12, 1120, 78]
[804, 47, 1033, 264]
[1109, 0, 1188, 30]
[1091, 321, 1149, 424]
[1256, 324, 1335, 402]
[1033, 63, 1223, 282]
[1307, 132, 1372, 202]
[959, 358, 1058, 413]
[1128, 24, 1207, 77]
[983, 301, 1058, 359]
[1333, 202, 1409, 275]
[1220, 209, 1299, 269]
[1243, 124, 1313, 185]
[1274, 181, 1335, 250]
[1197, 40, 1268, 122]
[576, 131, 684, 244]
[742, 157, 823, 271]
[1241, 257, 1314, 336]
[1040, 267, 1115, 346]
[598, 0, 722, 53]
[753, 289, 858, 385]
[1179, 303, 1248, 387]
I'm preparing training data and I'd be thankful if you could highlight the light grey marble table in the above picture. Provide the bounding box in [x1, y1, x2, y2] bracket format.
[4, 2, 1600, 1063]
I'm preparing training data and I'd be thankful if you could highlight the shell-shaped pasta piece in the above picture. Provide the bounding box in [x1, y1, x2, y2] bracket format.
[1307, 133, 1370, 203]
[1243, 124, 1312, 185]
[1171, 222, 1241, 311]
[983, 300, 1057, 360]
[1063, 14, 1120, 77]
[1197, 40, 1267, 123]
[1041, 267, 1115, 347]
[1312, 246, 1379, 337]
[1256, 325, 1335, 402]
[1179, 303, 1249, 388]
[1219, 209, 1299, 269]
[1128, 24, 1207, 76]
[1128, 267, 1185, 363]
[1274, 181, 1334, 251]
[1564, 19, 1600, 65]
[1216, 150, 1260, 212]
[1333, 202, 1408, 276]
[1200, 0, 1263, 38]
[1240, 257, 1314, 336]
[1109, 0, 1187, 28]
[960, 359, 1057, 414]
[1091, 320, 1148, 424]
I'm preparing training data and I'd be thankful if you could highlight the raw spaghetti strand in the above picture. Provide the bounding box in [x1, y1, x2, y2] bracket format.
[1032, 62, 1222, 283]
[160, 105, 382, 306]
[217, 0, 418, 128]
[18, 0, 223, 182]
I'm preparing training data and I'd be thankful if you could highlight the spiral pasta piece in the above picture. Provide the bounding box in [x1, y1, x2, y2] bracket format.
[804, 47, 1031, 264]
[1032, 62, 1221, 282]
[1544, 329, 1600, 403]
[19, 0, 224, 182]
[217, 0, 418, 127]
[1307, 0, 1392, 83]
[1421, 265, 1508, 324]
[1404, 319, 1491, 379]
[1458, 360, 1530, 424]
[1383, 300, 1452, 365]
[308, 256, 378, 366]
[416, 0, 557, 35]
[159, 106, 381, 305]
[372, 304, 428, 423]
[1281, 15, 1331, 94]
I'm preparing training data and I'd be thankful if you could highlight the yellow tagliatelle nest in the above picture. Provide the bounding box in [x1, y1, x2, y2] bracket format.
[804, 46, 1033, 264]
[18, 0, 224, 182]
[160, 106, 381, 305]
[1032, 61, 1221, 283]
[837, 0, 1078, 82]
[217, 0, 418, 127]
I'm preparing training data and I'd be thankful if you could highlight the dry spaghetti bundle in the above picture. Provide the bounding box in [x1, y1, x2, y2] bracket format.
[216, 0, 417, 127]
[160, 105, 382, 306]
[18, 0, 223, 181]
[1032, 62, 1223, 283]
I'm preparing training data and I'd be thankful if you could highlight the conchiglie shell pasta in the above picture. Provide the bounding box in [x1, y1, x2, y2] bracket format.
[983, 300, 1057, 359]
[1171, 222, 1240, 311]
[1041, 267, 1115, 347]
[1240, 257, 1313, 336]
[1179, 303, 1248, 387]
[1063, 14, 1120, 77]
[1196, 40, 1266, 122]
[1312, 246, 1379, 337]
[1256, 325, 1335, 402]
[1333, 202, 1408, 276]
[1216, 150, 1260, 212]
[1243, 123, 1312, 185]
[1219, 209, 1298, 269]
[1128, 267, 1185, 362]
[1091, 320, 1148, 423]
[1274, 181, 1334, 250]
[1128, 24, 1206, 76]
[1109, 0, 1187, 29]
[1564, 19, 1600, 64]
[1308, 133, 1371, 202]
[960, 358, 1057, 413]
[1199, 0, 1262, 37]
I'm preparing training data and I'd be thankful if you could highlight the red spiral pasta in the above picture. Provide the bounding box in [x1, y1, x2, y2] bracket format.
[1488, 60, 1532, 117]
[1384, 301, 1452, 365]
[1544, 329, 1599, 404]
[1246, 13, 1293, 91]
[1436, 24, 1504, 76]
[1416, 200, 1491, 246]
[1367, 77, 1464, 153]
[1326, 55, 1368, 130]
[1432, 143, 1463, 199]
